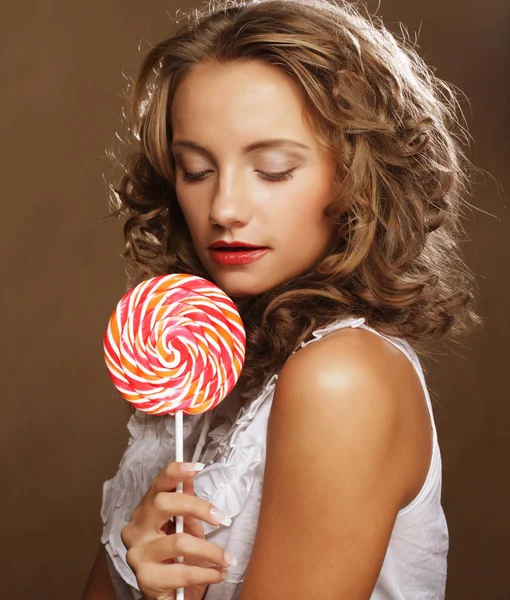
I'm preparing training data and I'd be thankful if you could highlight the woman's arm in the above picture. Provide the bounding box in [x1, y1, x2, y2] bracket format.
[81, 544, 117, 600]
[239, 328, 430, 600]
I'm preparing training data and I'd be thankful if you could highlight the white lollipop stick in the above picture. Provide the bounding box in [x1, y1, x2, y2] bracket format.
[175, 409, 185, 600]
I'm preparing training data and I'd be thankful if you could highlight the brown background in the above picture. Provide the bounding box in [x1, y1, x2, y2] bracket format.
[2, 0, 508, 598]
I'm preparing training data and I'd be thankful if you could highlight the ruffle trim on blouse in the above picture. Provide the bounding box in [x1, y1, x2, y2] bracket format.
[193, 373, 279, 536]
[298, 317, 366, 350]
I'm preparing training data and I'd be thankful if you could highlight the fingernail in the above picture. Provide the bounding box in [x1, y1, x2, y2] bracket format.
[221, 568, 229, 580]
[210, 507, 232, 527]
[181, 462, 206, 472]
[224, 551, 238, 567]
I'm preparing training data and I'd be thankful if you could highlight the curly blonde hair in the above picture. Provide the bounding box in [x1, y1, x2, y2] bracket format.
[107, 0, 484, 396]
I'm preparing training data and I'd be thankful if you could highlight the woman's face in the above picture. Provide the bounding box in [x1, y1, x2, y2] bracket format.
[170, 59, 339, 300]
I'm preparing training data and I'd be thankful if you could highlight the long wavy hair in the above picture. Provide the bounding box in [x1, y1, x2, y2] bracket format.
[107, 0, 484, 397]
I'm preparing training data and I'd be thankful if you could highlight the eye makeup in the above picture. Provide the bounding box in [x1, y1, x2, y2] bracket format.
[180, 167, 297, 183]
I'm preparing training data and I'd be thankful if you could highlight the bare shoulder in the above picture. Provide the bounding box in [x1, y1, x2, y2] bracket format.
[284, 325, 419, 384]
[274, 325, 432, 509]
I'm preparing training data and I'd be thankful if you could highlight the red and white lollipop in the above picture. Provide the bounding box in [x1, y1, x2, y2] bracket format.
[103, 273, 246, 598]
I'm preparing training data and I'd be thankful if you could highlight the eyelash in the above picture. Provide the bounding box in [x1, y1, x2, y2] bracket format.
[180, 169, 296, 183]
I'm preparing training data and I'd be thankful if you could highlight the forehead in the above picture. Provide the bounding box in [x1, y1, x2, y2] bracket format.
[170, 60, 318, 147]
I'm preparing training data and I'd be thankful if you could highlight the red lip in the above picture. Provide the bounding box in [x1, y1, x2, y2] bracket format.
[208, 247, 269, 265]
[209, 240, 267, 249]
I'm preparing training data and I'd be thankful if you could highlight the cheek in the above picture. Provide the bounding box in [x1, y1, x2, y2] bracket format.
[271, 200, 322, 251]
[279, 186, 332, 230]
[276, 187, 336, 253]
[176, 196, 202, 233]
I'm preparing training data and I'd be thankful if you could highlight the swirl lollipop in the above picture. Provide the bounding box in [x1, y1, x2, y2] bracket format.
[103, 273, 246, 598]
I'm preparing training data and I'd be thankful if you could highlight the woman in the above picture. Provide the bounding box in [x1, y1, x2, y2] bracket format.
[83, 0, 482, 598]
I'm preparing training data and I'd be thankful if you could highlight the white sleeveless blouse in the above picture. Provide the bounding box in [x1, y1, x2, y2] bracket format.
[101, 316, 449, 599]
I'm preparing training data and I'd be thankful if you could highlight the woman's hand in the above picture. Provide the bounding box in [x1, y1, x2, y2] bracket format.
[121, 461, 236, 600]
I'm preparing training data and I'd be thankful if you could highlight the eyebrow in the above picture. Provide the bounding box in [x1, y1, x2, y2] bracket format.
[170, 138, 311, 156]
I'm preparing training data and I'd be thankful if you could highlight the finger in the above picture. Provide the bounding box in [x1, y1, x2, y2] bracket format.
[165, 514, 204, 540]
[143, 491, 223, 534]
[135, 561, 226, 595]
[129, 532, 232, 570]
[164, 477, 196, 523]
[152, 461, 203, 494]
[182, 476, 196, 496]
[183, 516, 205, 541]
[166, 513, 205, 541]
[164, 517, 204, 544]
[181, 478, 206, 539]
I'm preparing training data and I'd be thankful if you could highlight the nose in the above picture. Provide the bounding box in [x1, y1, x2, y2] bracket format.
[208, 169, 252, 228]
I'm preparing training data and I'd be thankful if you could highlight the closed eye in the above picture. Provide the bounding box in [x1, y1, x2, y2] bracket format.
[180, 168, 296, 183]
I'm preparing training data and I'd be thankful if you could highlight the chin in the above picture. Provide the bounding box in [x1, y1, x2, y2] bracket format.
[209, 272, 276, 299]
